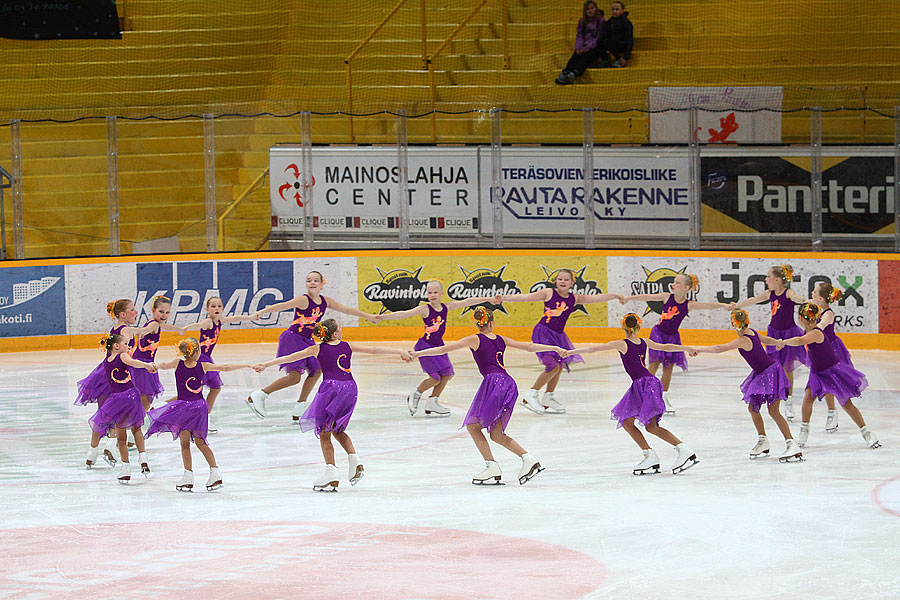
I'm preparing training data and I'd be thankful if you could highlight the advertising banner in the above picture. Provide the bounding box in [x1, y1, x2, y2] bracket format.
[0, 266, 66, 337]
[270, 147, 479, 235]
[479, 148, 691, 237]
[701, 149, 895, 235]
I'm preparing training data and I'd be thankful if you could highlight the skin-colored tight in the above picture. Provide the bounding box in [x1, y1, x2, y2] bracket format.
[530, 364, 563, 394]
[417, 374, 452, 397]
[320, 430, 356, 464]
[621, 417, 681, 450]
[748, 400, 793, 440]
[466, 422, 526, 461]
[262, 370, 323, 404]
[801, 389, 866, 427]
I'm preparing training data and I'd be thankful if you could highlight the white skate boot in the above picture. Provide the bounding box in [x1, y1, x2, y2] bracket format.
[407, 389, 422, 416]
[779, 439, 804, 462]
[784, 397, 794, 421]
[517, 453, 544, 485]
[207, 412, 218, 434]
[825, 410, 838, 433]
[671, 443, 698, 474]
[633, 448, 660, 475]
[206, 467, 223, 491]
[860, 426, 881, 449]
[291, 401, 306, 423]
[348, 453, 364, 486]
[139, 452, 150, 476]
[663, 392, 675, 415]
[424, 396, 450, 416]
[472, 460, 503, 485]
[749, 435, 770, 459]
[176, 469, 194, 492]
[313, 464, 340, 492]
[521, 389, 546, 415]
[798, 423, 810, 448]
[117, 462, 131, 484]
[542, 392, 566, 415]
[86, 446, 99, 469]
[245, 389, 268, 419]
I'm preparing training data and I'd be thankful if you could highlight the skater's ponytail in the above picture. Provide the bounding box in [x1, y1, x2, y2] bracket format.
[176, 337, 200, 359]
[152, 295, 170, 309]
[313, 318, 339, 342]
[107, 298, 131, 319]
[677, 273, 699, 292]
[621, 313, 642, 334]
[771, 264, 794, 286]
[730, 309, 750, 330]
[818, 282, 843, 304]
[101, 333, 125, 353]
[798, 302, 820, 322]
[472, 306, 494, 328]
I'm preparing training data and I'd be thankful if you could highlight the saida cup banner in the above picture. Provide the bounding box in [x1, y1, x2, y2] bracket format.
[356, 255, 610, 329]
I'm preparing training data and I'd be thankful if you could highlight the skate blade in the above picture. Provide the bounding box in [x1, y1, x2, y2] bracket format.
[518, 464, 545, 485]
[424, 410, 451, 417]
[117, 477, 131, 485]
[313, 484, 339, 492]
[407, 397, 419, 416]
[521, 401, 546, 416]
[472, 478, 504, 486]
[543, 407, 566, 415]
[206, 481, 223, 491]
[141, 463, 150, 475]
[779, 454, 804, 463]
[102, 450, 117, 466]
[244, 398, 266, 420]
[672, 456, 698, 475]
[869, 441, 882, 449]
[633, 465, 661, 476]
[826, 425, 838, 433]
[350, 466, 365, 486]
[749, 452, 770, 459]
[176, 484, 193, 492]
[85, 461, 94, 469]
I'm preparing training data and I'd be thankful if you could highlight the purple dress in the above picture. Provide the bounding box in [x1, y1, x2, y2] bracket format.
[88, 354, 145, 433]
[146, 360, 210, 442]
[648, 294, 689, 371]
[819, 307, 854, 367]
[276, 294, 326, 375]
[75, 323, 134, 406]
[765, 290, 809, 372]
[530, 289, 584, 372]
[131, 325, 164, 401]
[805, 334, 867, 405]
[463, 334, 518, 433]
[299, 341, 358, 436]
[412, 303, 454, 379]
[199, 320, 224, 388]
[737, 329, 792, 411]
[610, 338, 665, 428]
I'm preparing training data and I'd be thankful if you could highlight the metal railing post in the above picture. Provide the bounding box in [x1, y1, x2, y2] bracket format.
[301, 111, 314, 251]
[397, 109, 410, 249]
[106, 116, 121, 256]
[10, 119, 24, 259]
[203, 113, 217, 253]
[582, 107, 596, 249]
[0, 166, 11, 260]
[490, 107, 504, 249]
[688, 108, 701, 250]
[810, 107, 823, 252]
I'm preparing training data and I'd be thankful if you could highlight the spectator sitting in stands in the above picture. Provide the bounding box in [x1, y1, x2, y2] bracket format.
[554, 1, 605, 85]
[598, 1, 633, 68]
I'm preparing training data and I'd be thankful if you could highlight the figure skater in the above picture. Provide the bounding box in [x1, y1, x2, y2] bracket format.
[254, 319, 412, 492]
[377, 279, 500, 416]
[623, 272, 729, 415]
[811, 282, 851, 433]
[568, 313, 698, 475]
[410, 306, 564, 485]
[131, 296, 181, 412]
[246, 270, 380, 421]
[692, 309, 802, 462]
[147, 338, 252, 492]
[501, 268, 624, 415]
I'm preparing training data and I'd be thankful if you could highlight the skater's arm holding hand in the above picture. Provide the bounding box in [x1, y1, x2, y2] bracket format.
[256, 345, 321, 371]
[411, 336, 479, 358]
[180, 317, 214, 333]
[120, 354, 157, 373]
[568, 340, 627, 356]
[646, 340, 695, 354]
[202, 362, 252, 372]
[778, 329, 823, 347]
[375, 305, 428, 321]
[445, 295, 499, 311]
[574, 292, 625, 305]
[250, 295, 306, 320]
[731, 291, 770, 309]
[322, 296, 380, 324]
[346, 342, 414, 361]
[687, 300, 731, 311]
[154, 358, 181, 370]
[220, 314, 256, 325]
[499, 289, 552, 303]
[502, 337, 566, 355]
[816, 308, 835, 330]
[785, 288, 806, 304]
[622, 292, 668, 304]
[693, 338, 746, 354]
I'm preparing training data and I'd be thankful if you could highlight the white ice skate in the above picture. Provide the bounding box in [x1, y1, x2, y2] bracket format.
[85, 446, 99, 469]
[633, 449, 660, 475]
[861, 427, 881, 449]
[176, 469, 194, 492]
[472, 460, 503, 485]
[778, 439, 804, 463]
[663, 392, 675, 415]
[825, 410, 838, 433]
[206, 467, 223, 491]
[784, 398, 794, 421]
[102, 447, 117, 467]
[521, 389, 546, 415]
[117, 462, 131, 484]
[139, 452, 150, 476]
[245, 389, 268, 419]
[542, 392, 566, 415]
[291, 401, 306, 423]
[423, 396, 450, 416]
[208, 413, 218, 434]
[407, 389, 422, 416]
[749, 436, 770, 459]
[313, 464, 340, 492]
[671, 443, 698, 474]
[798, 423, 810, 448]
[517, 453, 544, 485]
[348, 453, 364, 486]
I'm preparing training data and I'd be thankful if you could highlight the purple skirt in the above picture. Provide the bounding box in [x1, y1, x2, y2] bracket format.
[531, 323, 583, 372]
[88, 388, 145, 434]
[462, 372, 518, 433]
[131, 368, 164, 400]
[807, 362, 868, 405]
[765, 325, 809, 373]
[299, 379, 358, 436]
[611, 375, 665, 428]
[75, 362, 112, 406]
[277, 330, 321, 375]
[146, 398, 209, 442]
[198, 354, 223, 388]
[647, 326, 688, 371]
[414, 338, 455, 379]
[831, 335, 855, 368]
[740, 361, 792, 412]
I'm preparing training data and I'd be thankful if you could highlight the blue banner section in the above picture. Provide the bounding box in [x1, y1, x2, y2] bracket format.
[0, 266, 66, 337]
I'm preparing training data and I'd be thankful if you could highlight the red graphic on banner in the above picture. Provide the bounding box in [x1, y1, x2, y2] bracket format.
[701, 112, 740, 143]
[278, 163, 315, 207]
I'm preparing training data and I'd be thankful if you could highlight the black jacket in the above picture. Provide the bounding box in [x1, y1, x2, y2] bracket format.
[603, 11, 634, 59]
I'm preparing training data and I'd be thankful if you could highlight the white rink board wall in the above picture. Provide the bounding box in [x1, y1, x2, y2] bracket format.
[270, 147, 479, 234]
[479, 148, 691, 237]
[606, 256, 878, 333]
[64, 257, 361, 336]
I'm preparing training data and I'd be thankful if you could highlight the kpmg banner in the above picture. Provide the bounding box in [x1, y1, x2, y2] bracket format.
[701, 148, 895, 235]
[0, 266, 66, 337]
[0, 1, 121, 40]
[270, 147, 479, 235]
[479, 148, 690, 237]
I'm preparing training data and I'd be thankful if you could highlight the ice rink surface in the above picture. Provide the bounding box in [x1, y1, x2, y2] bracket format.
[1, 342, 899, 599]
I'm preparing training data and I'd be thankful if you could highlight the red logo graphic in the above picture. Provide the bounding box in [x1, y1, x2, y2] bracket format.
[770, 299, 781, 316]
[700, 112, 739, 143]
[659, 305, 680, 321]
[278, 164, 315, 207]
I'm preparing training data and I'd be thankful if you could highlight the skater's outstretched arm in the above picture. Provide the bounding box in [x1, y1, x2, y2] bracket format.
[250, 295, 306, 320]
[687, 300, 731, 311]
[731, 291, 770, 309]
[202, 362, 253, 372]
[785, 288, 807, 304]
[574, 292, 625, 305]
[321, 296, 380, 324]
[756, 333, 784, 346]
[254, 344, 320, 372]
[154, 358, 181, 370]
[815, 308, 835, 330]
[445, 294, 502, 311]
[568, 340, 627, 356]
[646, 339, 696, 355]
[499, 289, 552, 303]
[375, 305, 429, 321]
[622, 292, 668, 303]
[692, 338, 746, 354]
[119, 354, 158, 373]
[777, 329, 823, 347]
[410, 335, 479, 358]
[502, 337, 566, 355]
[346, 342, 413, 361]
[180, 317, 215, 334]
